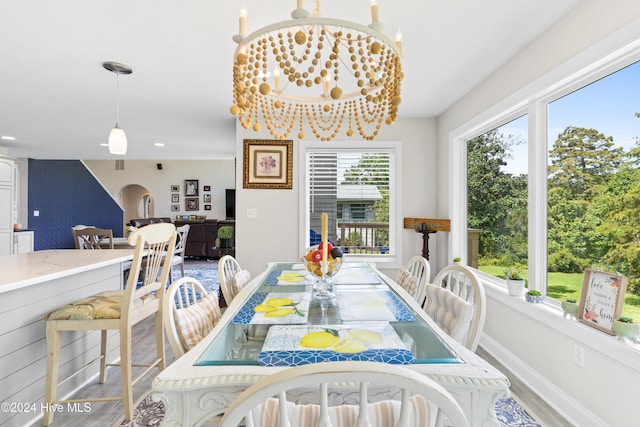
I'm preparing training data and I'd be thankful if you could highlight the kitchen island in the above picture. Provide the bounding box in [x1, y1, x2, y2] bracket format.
[0, 249, 135, 427]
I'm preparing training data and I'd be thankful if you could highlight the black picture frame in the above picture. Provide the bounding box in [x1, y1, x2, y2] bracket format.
[185, 179, 199, 196]
[185, 197, 199, 211]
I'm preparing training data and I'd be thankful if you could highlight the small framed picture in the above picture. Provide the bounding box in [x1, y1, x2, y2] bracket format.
[171, 194, 179, 203]
[171, 204, 179, 212]
[171, 185, 179, 192]
[243, 139, 293, 189]
[204, 204, 212, 210]
[203, 193, 212, 203]
[204, 185, 211, 192]
[185, 197, 199, 211]
[185, 179, 199, 196]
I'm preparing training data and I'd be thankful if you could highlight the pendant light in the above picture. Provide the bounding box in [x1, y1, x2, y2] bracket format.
[103, 61, 132, 155]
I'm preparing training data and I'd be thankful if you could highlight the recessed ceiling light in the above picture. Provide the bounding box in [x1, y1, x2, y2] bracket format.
[154, 142, 165, 147]
[1, 136, 16, 141]
[100, 143, 109, 147]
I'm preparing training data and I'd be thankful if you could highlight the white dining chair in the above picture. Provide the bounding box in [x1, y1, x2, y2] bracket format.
[424, 265, 486, 352]
[396, 255, 431, 305]
[218, 255, 251, 306]
[164, 276, 222, 358]
[219, 361, 469, 427]
[170, 224, 190, 281]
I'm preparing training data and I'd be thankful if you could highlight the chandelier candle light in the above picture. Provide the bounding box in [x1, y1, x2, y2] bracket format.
[230, 0, 403, 141]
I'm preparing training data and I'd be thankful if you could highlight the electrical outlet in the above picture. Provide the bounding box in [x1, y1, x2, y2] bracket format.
[573, 344, 585, 367]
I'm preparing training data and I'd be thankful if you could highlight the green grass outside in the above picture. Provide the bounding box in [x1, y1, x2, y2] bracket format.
[479, 265, 640, 321]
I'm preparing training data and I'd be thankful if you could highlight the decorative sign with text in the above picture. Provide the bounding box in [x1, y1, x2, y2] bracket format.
[577, 269, 628, 335]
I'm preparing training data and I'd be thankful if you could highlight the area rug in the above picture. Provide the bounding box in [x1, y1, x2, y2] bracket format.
[172, 260, 219, 295]
[116, 392, 541, 427]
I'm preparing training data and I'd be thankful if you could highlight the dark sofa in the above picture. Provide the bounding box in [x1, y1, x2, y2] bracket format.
[128, 217, 231, 258]
[173, 219, 220, 258]
[128, 217, 173, 228]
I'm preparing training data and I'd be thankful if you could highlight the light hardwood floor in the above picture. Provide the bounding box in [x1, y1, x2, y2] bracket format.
[476, 346, 574, 427]
[39, 315, 176, 427]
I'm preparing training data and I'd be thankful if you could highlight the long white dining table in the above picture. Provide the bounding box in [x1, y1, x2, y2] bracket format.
[152, 262, 510, 426]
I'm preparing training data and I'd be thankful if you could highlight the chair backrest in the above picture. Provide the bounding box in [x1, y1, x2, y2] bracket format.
[174, 224, 190, 256]
[123, 223, 177, 319]
[164, 277, 222, 357]
[218, 255, 247, 305]
[73, 227, 114, 250]
[427, 265, 486, 351]
[219, 361, 470, 427]
[396, 255, 430, 304]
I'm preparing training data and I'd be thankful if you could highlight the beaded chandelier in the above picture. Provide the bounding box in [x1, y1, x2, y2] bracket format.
[230, 0, 403, 141]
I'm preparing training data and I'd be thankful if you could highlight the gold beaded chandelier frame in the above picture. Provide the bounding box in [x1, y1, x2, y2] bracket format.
[230, 1, 403, 141]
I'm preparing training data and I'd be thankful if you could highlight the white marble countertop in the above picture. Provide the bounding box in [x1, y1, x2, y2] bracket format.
[0, 249, 135, 294]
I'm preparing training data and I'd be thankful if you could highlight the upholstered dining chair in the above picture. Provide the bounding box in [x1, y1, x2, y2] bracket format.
[164, 276, 222, 358]
[396, 255, 431, 306]
[219, 361, 470, 427]
[73, 226, 113, 249]
[43, 223, 177, 426]
[218, 255, 251, 306]
[423, 265, 486, 352]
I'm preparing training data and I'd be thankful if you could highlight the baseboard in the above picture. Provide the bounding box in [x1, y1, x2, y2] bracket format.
[480, 335, 607, 427]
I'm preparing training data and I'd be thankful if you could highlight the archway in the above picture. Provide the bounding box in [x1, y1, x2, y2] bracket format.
[120, 184, 154, 227]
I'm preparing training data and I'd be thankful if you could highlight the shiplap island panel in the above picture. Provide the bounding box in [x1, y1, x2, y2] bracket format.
[0, 249, 134, 427]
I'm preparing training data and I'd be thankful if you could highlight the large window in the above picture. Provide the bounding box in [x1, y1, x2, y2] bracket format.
[546, 61, 640, 319]
[467, 115, 528, 273]
[301, 142, 399, 262]
[460, 55, 640, 320]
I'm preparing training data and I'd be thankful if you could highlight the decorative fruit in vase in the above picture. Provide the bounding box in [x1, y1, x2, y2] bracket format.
[302, 243, 343, 278]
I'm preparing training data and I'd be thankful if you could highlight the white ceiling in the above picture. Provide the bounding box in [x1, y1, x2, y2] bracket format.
[0, 0, 579, 160]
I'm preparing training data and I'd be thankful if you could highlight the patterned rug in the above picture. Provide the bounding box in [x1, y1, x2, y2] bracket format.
[116, 393, 540, 427]
[172, 259, 220, 295]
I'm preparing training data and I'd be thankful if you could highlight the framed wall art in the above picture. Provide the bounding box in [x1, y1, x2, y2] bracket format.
[171, 185, 179, 192]
[243, 139, 293, 189]
[577, 269, 628, 334]
[185, 179, 199, 196]
[204, 204, 211, 211]
[171, 194, 179, 203]
[204, 185, 211, 191]
[203, 193, 211, 203]
[171, 204, 179, 212]
[185, 197, 199, 211]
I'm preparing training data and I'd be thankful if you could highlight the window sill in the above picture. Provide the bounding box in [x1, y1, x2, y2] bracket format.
[474, 269, 640, 373]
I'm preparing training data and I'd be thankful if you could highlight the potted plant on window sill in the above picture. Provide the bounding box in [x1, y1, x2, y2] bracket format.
[561, 297, 579, 319]
[525, 290, 543, 303]
[504, 267, 525, 296]
[217, 226, 235, 249]
[612, 316, 639, 341]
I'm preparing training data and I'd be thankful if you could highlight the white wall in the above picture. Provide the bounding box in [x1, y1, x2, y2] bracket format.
[234, 117, 438, 278]
[436, 2, 640, 426]
[85, 159, 235, 226]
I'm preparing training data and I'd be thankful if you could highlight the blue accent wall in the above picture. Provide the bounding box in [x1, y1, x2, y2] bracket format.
[28, 159, 124, 250]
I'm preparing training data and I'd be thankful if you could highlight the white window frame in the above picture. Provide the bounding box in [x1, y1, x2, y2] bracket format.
[298, 140, 402, 266]
[450, 30, 640, 297]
